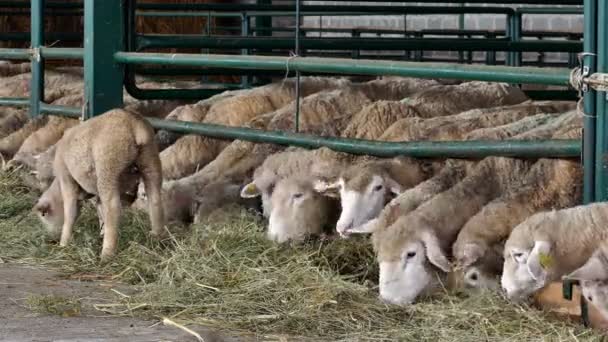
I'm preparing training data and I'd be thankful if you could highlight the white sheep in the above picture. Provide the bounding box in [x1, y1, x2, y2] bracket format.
[158, 76, 351, 180]
[564, 240, 608, 321]
[501, 202, 608, 302]
[318, 102, 574, 236]
[452, 123, 582, 291]
[372, 155, 533, 305]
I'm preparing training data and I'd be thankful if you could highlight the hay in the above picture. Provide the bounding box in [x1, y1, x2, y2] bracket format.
[0, 169, 603, 341]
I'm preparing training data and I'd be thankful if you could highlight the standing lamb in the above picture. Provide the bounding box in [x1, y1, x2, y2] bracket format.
[33, 108, 164, 261]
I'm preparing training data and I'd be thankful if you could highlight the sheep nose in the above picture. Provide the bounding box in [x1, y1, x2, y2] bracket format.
[337, 221, 354, 237]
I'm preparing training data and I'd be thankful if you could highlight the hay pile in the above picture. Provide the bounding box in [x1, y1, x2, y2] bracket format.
[0, 169, 602, 341]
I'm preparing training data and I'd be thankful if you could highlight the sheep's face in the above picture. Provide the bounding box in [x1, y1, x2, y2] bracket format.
[501, 241, 551, 301]
[267, 177, 332, 243]
[33, 180, 65, 239]
[378, 231, 451, 305]
[320, 174, 402, 237]
[565, 247, 608, 320]
[455, 243, 503, 291]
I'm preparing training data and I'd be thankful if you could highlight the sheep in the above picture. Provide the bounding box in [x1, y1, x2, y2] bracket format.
[134, 86, 373, 223]
[378, 100, 575, 142]
[0, 107, 29, 139]
[0, 61, 30, 77]
[372, 154, 533, 305]
[500, 202, 608, 302]
[452, 124, 582, 292]
[398, 81, 529, 118]
[0, 115, 49, 160]
[346, 109, 579, 238]
[158, 76, 351, 180]
[564, 240, 608, 321]
[317, 102, 574, 235]
[352, 76, 442, 101]
[32, 108, 164, 261]
[192, 177, 261, 224]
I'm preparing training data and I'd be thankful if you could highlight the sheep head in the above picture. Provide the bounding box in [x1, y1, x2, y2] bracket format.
[564, 245, 608, 321]
[501, 240, 552, 302]
[374, 224, 451, 306]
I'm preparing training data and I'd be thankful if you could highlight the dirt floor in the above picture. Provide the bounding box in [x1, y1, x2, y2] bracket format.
[0, 263, 243, 342]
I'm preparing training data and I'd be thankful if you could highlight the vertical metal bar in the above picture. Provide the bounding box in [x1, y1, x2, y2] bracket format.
[595, 0, 608, 201]
[458, 3, 464, 64]
[584, 0, 598, 205]
[256, 0, 272, 37]
[351, 29, 361, 59]
[294, 0, 301, 133]
[486, 32, 497, 65]
[506, 14, 513, 66]
[241, 13, 250, 88]
[30, 0, 44, 118]
[512, 13, 522, 67]
[84, 0, 124, 118]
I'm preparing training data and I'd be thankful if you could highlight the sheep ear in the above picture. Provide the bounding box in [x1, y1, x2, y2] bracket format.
[460, 243, 485, 267]
[565, 253, 608, 281]
[240, 182, 261, 198]
[421, 231, 451, 273]
[313, 178, 341, 198]
[385, 177, 404, 197]
[526, 241, 552, 281]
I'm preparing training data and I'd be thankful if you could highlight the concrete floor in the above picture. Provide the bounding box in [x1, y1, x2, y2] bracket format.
[0, 263, 241, 342]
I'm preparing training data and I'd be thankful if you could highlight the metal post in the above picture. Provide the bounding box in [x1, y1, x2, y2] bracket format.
[256, 0, 272, 37]
[241, 13, 251, 88]
[30, 0, 44, 118]
[83, 0, 124, 118]
[584, 0, 598, 204]
[595, 0, 608, 200]
[294, 0, 301, 133]
[512, 13, 522, 67]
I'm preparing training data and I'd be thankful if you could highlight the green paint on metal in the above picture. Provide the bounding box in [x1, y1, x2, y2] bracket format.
[40, 103, 81, 118]
[136, 35, 581, 52]
[114, 52, 572, 86]
[256, 0, 272, 37]
[0, 98, 29, 107]
[30, 0, 44, 119]
[83, 0, 124, 118]
[145, 117, 580, 158]
[584, 0, 598, 204]
[0, 48, 30, 60]
[595, 0, 608, 201]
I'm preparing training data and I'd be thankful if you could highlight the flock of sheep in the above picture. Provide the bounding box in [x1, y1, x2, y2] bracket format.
[2, 60, 608, 326]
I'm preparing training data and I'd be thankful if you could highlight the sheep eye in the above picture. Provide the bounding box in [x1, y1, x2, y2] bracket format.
[293, 193, 303, 199]
[588, 295, 593, 302]
[469, 273, 478, 281]
[406, 251, 416, 259]
[512, 252, 523, 260]
[373, 185, 383, 192]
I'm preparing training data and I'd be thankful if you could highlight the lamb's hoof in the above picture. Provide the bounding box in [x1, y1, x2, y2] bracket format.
[100, 251, 115, 264]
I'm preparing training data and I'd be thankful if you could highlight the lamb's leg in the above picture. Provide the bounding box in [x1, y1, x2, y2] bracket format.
[94, 198, 105, 237]
[98, 180, 121, 261]
[58, 174, 80, 248]
[137, 143, 165, 237]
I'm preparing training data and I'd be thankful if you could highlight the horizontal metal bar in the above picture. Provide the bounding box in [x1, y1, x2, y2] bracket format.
[0, 98, 29, 107]
[146, 117, 580, 158]
[39, 103, 81, 117]
[0, 99, 81, 117]
[0, 49, 30, 60]
[0, 48, 84, 60]
[137, 35, 582, 52]
[516, 7, 584, 15]
[0, 1, 583, 9]
[134, 4, 516, 14]
[0, 32, 82, 42]
[114, 52, 572, 86]
[41, 47, 84, 59]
